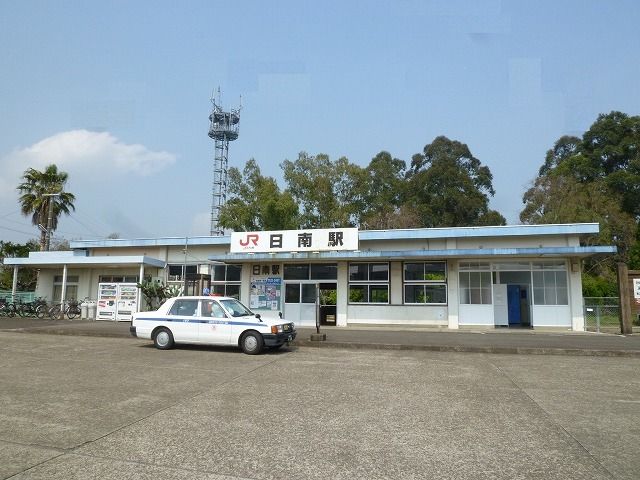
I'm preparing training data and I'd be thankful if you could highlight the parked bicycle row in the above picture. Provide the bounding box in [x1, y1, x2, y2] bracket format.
[0, 297, 86, 319]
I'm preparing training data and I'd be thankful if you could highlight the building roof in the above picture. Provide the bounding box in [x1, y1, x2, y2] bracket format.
[2, 250, 165, 268]
[68, 223, 602, 249]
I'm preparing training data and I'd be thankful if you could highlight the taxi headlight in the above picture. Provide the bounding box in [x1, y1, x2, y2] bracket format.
[271, 325, 284, 334]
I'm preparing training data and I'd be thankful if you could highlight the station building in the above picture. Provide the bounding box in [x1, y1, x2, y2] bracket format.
[2, 223, 615, 330]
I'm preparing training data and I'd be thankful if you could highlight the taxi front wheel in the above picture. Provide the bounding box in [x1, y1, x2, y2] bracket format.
[240, 331, 264, 355]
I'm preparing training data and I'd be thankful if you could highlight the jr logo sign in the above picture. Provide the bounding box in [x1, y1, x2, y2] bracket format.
[239, 234, 259, 247]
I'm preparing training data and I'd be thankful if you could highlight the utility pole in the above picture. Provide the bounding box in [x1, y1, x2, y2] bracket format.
[43, 192, 61, 251]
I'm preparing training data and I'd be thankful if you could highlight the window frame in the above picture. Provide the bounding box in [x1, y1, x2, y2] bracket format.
[403, 262, 448, 305]
[348, 262, 390, 305]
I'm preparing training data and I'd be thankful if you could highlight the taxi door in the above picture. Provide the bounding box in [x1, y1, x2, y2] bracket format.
[198, 299, 232, 345]
[166, 299, 200, 342]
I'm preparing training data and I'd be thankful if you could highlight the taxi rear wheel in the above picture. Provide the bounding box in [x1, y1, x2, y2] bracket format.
[240, 331, 264, 355]
[153, 328, 174, 350]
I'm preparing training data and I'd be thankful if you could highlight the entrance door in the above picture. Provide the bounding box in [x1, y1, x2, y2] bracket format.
[319, 283, 337, 326]
[284, 282, 317, 327]
[507, 285, 521, 326]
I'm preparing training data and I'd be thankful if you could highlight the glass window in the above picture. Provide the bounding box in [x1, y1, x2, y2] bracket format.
[285, 283, 300, 303]
[403, 262, 447, 304]
[310, 264, 337, 280]
[349, 263, 368, 281]
[369, 285, 389, 303]
[225, 284, 240, 299]
[369, 263, 389, 281]
[219, 298, 253, 317]
[212, 284, 225, 296]
[532, 269, 568, 305]
[169, 299, 198, 316]
[284, 264, 310, 280]
[425, 285, 447, 304]
[404, 263, 424, 281]
[167, 264, 196, 281]
[349, 285, 367, 303]
[213, 265, 226, 281]
[213, 264, 241, 281]
[301, 284, 317, 303]
[54, 275, 79, 283]
[459, 271, 492, 304]
[201, 300, 226, 318]
[226, 265, 242, 281]
[405, 284, 423, 303]
[348, 262, 389, 304]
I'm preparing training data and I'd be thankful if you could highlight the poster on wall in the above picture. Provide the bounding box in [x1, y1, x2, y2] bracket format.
[250, 277, 281, 311]
[634, 278, 640, 305]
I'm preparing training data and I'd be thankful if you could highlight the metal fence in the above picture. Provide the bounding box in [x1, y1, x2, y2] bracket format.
[0, 290, 36, 303]
[583, 297, 620, 333]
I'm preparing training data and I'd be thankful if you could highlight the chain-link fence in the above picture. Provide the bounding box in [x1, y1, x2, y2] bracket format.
[583, 297, 620, 333]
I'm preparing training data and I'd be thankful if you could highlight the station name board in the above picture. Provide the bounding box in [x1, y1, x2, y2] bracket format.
[230, 228, 358, 253]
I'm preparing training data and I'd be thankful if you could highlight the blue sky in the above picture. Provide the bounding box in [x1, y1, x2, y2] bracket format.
[1, 0, 639, 243]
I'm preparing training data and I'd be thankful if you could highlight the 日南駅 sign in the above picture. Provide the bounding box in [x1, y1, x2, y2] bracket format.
[230, 228, 359, 253]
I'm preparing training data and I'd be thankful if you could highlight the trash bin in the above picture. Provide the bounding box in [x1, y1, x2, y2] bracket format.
[81, 303, 88, 319]
[87, 301, 97, 320]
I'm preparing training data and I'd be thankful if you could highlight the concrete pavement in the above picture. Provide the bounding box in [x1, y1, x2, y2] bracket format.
[2, 317, 640, 356]
[1, 332, 639, 479]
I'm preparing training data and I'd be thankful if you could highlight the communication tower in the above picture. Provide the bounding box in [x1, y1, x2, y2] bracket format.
[208, 88, 241, 236]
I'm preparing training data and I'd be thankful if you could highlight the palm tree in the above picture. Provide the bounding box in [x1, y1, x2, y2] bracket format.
[17, 164, 76, 251]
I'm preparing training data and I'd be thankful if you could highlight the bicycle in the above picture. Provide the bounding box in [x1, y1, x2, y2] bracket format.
[0, 298, 16, 317]
[47, 299, 84, 320]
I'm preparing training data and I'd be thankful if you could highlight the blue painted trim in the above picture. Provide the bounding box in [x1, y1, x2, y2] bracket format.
[135, 317, 264, 328]
[208, 245, 617, 262]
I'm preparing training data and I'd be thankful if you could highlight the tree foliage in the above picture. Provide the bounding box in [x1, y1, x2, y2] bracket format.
[0, 240, 39, 290]
[281, 153, 365, 228]
[17, 164, 76, 251]
[218, 159, 299, 231]
[521, 110, 640, 291]
[405, 136, 505, 227]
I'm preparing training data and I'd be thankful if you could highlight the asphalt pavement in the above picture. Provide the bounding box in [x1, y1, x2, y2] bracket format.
[2, 316, 640, 357]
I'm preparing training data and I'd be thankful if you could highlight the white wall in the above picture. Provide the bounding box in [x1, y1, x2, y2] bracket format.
[458, 304, 495, 325]
[532, 306, 571, 327]
[347, 305, 447, 325]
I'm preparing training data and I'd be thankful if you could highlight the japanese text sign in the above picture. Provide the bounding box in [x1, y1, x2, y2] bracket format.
[231, 228, 358, 253]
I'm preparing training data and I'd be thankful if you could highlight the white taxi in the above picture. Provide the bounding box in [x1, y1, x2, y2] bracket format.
[130, 296, 296, 355]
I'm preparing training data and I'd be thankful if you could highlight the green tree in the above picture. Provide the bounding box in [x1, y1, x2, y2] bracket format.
[17, 164, 76, 251]
[360, 151, 419, 229]
[218, 159, 299, 231]
[521, 111, 640, 292]
[281, 152, 366, 228]
[0, 240, 39, 290]
[405, 136, 505, 227]
[521, 176, 636, 264]
[551, 112, 640, 217]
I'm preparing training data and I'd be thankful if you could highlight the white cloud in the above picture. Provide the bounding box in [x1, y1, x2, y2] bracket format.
[0, 130, 176, 203]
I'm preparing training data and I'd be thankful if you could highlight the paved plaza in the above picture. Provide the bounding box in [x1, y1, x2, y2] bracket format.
[1, 331, 639, 479]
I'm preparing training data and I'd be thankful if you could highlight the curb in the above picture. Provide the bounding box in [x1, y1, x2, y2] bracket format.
[4, 327, 640, 358]
[293, 340, 640, 358]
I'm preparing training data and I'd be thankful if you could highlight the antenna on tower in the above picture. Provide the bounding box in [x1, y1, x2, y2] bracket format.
[208, 88, 241, 236]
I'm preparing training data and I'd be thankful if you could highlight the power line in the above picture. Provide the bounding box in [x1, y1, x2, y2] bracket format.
[0, 223, 38, 238]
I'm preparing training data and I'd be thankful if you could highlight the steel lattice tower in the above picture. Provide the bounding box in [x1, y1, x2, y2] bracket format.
[208, 88, 241, 236]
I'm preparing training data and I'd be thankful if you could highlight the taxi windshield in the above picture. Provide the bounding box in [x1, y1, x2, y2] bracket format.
[219, 299, 253, 317]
